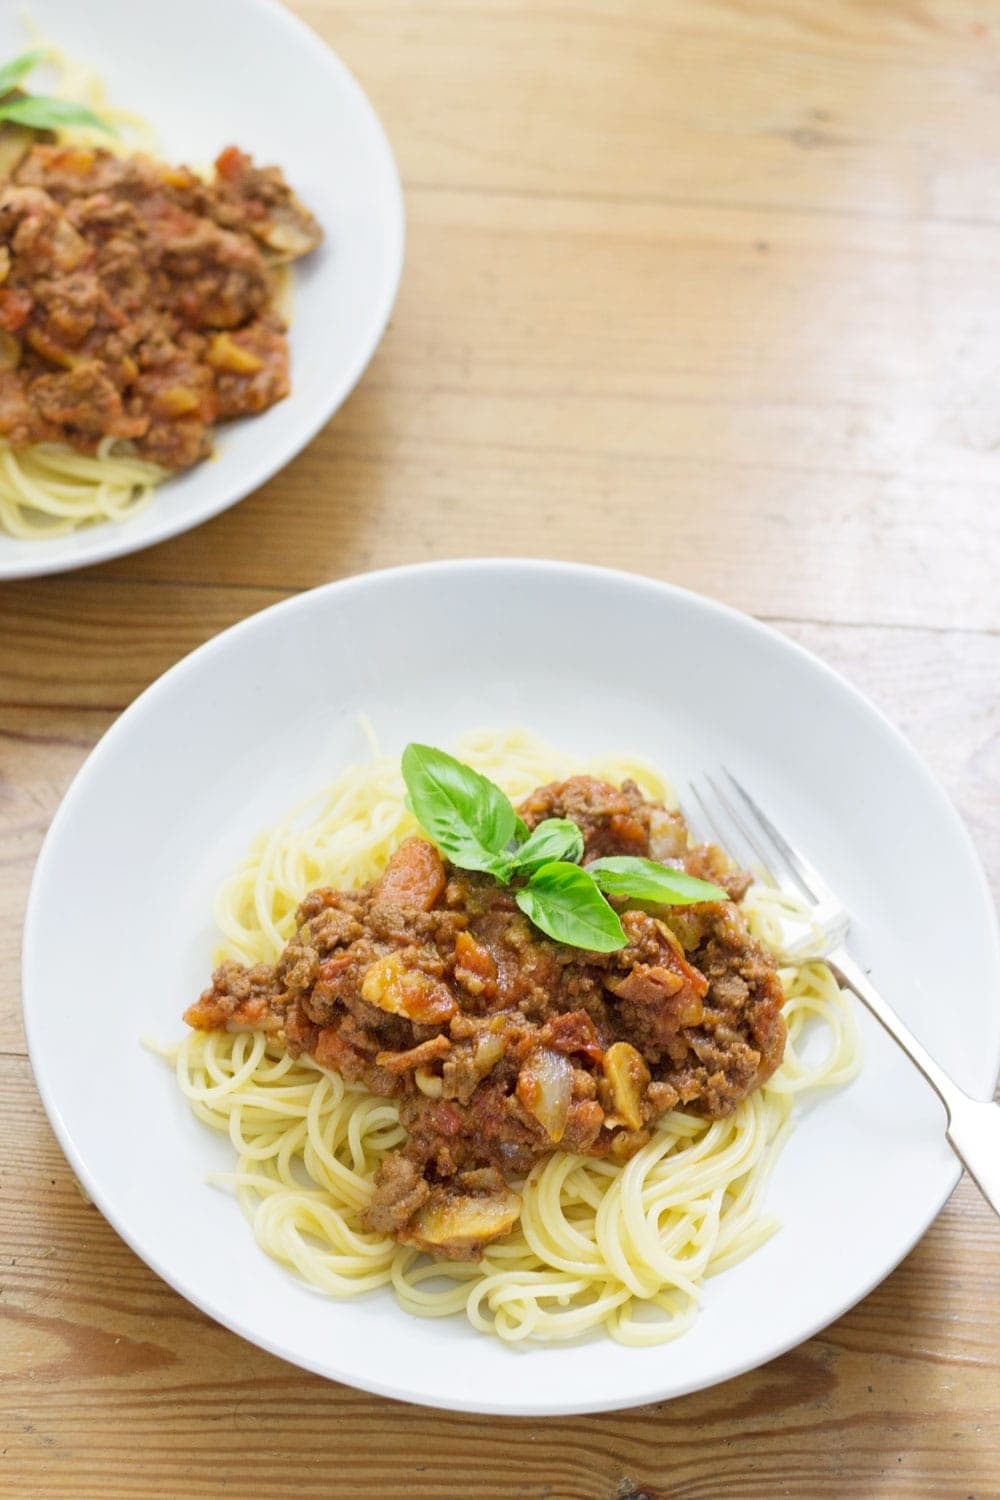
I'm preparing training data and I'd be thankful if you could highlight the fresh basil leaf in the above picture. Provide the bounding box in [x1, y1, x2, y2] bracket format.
[0, 50, 44, 99]
[511, 818, 584, 874]
[513, 814, 531, 843]
[402, 743, 517, 878]
[515, 861, 626, 952]
[0, 95, 115, 134]
[588, 856, 728, 905]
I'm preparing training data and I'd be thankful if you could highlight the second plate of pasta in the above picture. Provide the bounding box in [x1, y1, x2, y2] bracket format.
[0, 0, 403, 577]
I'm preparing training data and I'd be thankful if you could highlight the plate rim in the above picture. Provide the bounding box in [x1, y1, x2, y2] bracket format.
[21, 558, 1000, 1413]
[0, 0, 406, 581]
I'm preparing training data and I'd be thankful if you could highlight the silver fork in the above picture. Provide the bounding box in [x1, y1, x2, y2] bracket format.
[687, 770, 1000, 1219]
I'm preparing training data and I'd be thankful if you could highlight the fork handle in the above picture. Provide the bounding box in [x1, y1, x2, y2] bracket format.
[828, 945, 1000, 1218]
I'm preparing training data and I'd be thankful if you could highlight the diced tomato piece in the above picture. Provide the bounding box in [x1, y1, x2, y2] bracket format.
[376, 838, 446, 911]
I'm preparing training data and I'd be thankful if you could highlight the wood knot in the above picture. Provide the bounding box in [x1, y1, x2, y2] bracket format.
[617, 1482, 664, 1500]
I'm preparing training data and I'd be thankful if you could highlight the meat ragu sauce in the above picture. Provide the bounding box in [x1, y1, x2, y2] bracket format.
[0, 142, 321, 468]
[186, 777, 787, 1260]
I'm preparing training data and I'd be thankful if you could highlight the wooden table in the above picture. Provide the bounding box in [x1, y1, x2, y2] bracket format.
[2, 1, 999, 1494]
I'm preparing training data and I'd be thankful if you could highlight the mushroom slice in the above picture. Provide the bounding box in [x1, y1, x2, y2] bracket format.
[602, 1041, 651, 1132]
[403, 1169, 522, 1259]
[258, 208, 322, 261]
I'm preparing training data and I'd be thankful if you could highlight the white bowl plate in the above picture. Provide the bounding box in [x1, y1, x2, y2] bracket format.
[23, 561, 1000, 1413]
[0, 0, 404, 578]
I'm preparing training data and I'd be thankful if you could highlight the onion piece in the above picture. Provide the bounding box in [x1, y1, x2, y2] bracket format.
[516, 1046, 574, 1142]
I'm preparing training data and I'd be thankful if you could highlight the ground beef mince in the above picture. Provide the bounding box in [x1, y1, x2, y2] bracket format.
[0, 143, 321, 467]
[185, 777, 786, 1260]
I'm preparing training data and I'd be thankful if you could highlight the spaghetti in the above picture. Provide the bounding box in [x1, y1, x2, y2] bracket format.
[0, 434, 165, 537]
[160, 729, 861, 1346]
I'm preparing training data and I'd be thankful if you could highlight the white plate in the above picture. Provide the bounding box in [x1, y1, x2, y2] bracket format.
[22, 560, 1000, 1414]
[0, 0, 403, 579]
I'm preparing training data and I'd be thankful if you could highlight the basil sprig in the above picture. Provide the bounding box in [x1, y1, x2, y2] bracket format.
[0, 49, 44, 97]
[509, 817, 583, 873]
[587, 856, 728, 905]
[514, 861, 626, 952]
[401, 744, 729, 952]
[0, 50, 114, 136]
[401, 743, 519, 878]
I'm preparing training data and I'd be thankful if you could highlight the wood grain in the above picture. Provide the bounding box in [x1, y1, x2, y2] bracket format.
[1, 0, 999, 1495]
[299, 0, 1000, 225]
